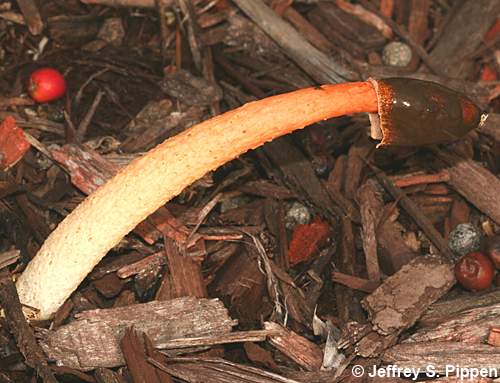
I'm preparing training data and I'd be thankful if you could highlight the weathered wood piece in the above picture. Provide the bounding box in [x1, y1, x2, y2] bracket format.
[243, 341, 279, 371]
[90, 251, 146, 280]
[407, 0, 431, 69]
[489, 328, 500, 347]
[16, 0, 44, 35]
[359, 0, 441, 75]
[383, 342, 500, 373]
[277, 270, 314, 327]
[94, 368, 127, 383]
[47, 15, 101, 44]
[313, 3, 386, 49]
[344, 139, 372, 201]
[433, 150, 500, 225]
[325, 156, 352, 228]
[0, 249, 20, 269]
[159, 69, 221, 106]
[265, 322, 323, 371]
[355, 330, 399, 358]
[116, 252, 165, 279]
[121, 101, 205, 152]
[361, 255, 455, 335]
[50, 366, 94, 382]
[0, 275, 58, 383]
[370, 164, 455, 261]
[331, 271, 380, 292]
[156, 328, 280, 350]
[278, 4, 334, 54]
[215, 53, 268, 99]
[480, 113, 500, 143]
[0, 117, 31, 171]
[335, 216, 365, 323]
[379, 221, 421, 274]
[336, 0, 392, 39]
[391, 171, 450, 188]
[151, 356, 302, 383]
[93, 273, 125, 298]
[239, 179, 296, 200]
[120, 328, 168, 383]
[51, 145, 121, 195]
[407, 302, 500, 344]
[262, 137, 354, 220]
[419, 289, 500, 327]
[156, 238, 207, 299]
[357, 181, 381, 281]
[39, 297, 237, 370]
[213, 250, 268, 325]
[81, 0, 156, 7]
[175, 0, 203, 71]
[284, 370, 375, 383]
[232, 0, 357, 83]
[428, 0, 500, 78]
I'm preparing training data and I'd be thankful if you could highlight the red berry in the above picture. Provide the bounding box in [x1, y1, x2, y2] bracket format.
[454, 252, 495, 291]
[28, 68, 66, 103]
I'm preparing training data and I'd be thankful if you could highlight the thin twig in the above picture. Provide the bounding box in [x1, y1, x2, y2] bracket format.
[76, 89, 105, 142]
[76, 90, 105, 142]
[155, 0, 171, 66]
[175, 0, 203, 71]
[74, 68, 108, 106]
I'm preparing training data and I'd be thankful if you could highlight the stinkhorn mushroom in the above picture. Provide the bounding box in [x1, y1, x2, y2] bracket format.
[16, 78, 485, 320]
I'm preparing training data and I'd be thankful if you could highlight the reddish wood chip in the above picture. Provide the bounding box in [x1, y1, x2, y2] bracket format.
[484, 18, 500, 43]
[0, 116, 30, 170]
[480, 63, 497, 81]
[488, 327, 500, 347]
[120, 327, 164, 383]
[288, 216, 331, 266]
[243, 342, 278, 370]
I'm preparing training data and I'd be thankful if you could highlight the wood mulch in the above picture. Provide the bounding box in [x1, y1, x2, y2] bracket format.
[0, 0, 499, 382]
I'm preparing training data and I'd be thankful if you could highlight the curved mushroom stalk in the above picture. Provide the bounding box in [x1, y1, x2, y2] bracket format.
[16, 79, 481, 320]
